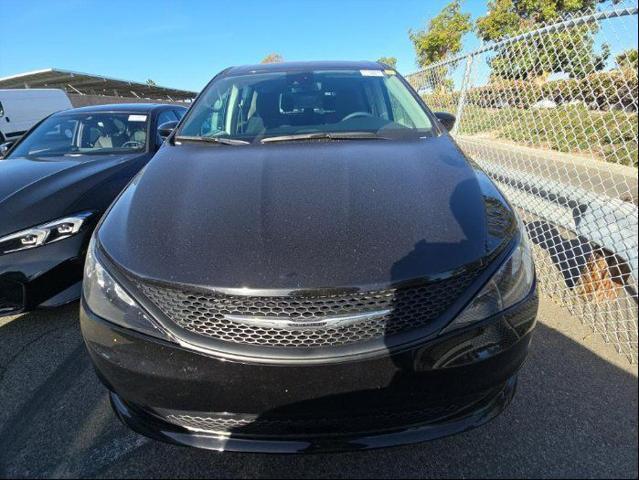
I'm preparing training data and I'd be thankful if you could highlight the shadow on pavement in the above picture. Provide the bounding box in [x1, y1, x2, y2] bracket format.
[0, 304, 637, 478]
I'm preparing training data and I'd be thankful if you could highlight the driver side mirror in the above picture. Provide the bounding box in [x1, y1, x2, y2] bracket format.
[0, 141, 15, 158]
[158, 120, 179, 140]
[434, 112, 456, 132]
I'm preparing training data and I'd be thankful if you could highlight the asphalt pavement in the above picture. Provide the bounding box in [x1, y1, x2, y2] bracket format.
[0, 298, 637, 478]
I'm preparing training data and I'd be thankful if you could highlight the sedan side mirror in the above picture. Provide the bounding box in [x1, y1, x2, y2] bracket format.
[0, 141, 15, 158]
[158, 121, 179, 140]
[434, 112, 456, 132]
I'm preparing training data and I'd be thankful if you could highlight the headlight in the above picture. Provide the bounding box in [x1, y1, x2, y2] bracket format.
[83, 236, 174, 342]
[0, 212, 92, 255]
[444, 220, 535, 333]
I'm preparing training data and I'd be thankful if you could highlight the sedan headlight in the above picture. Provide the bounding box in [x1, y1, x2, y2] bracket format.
[83, 236, 174, 342]
[444, 220, 535, 332]
[0, 212, 93, 255]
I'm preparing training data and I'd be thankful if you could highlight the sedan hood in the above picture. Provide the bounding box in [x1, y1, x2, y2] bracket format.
[99, 137, 515, 290]
[0, 153, 146, 236]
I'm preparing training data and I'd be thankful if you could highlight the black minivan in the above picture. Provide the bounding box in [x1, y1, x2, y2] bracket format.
[81, 61, 538, 453]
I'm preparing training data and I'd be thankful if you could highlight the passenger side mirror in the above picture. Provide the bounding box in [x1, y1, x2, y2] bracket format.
[0, 141, 15, 158]
[434, 112, 456, 132]
[158, 120, 179, 140]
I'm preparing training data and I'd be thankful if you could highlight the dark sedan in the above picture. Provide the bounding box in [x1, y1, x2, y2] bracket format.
[81, 62, 538, 453]
[0, 103, 186, 315]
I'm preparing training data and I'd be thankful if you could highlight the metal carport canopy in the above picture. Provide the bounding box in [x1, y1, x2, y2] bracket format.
[0, 68, 197, 101]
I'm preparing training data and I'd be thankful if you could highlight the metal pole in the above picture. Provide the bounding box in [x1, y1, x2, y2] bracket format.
[452, 54, 474, 136]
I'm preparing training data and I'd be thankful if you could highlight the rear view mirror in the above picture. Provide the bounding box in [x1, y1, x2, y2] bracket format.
[0, 141, 15, 158]
[434, 112, 456, 132]
[158, 120, 179, 140]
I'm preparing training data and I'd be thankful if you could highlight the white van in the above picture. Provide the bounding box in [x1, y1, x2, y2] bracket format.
[0, 89, 72, 142]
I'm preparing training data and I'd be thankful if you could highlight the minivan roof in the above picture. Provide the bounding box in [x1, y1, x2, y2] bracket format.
[224, 61, 387, 77]
[56, 103, 184, 115]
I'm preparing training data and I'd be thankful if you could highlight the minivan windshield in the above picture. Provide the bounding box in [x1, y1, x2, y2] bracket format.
[9, 112, 149, 158]
[178, 69, 434, 143]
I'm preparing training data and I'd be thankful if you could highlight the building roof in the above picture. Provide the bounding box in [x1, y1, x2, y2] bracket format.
[0, 68, 196, 101]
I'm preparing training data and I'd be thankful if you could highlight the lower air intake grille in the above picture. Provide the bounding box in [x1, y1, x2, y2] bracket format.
[0, 279, 24, 315]
[133, 270, 482, 348]
[160, 401, 471, 436]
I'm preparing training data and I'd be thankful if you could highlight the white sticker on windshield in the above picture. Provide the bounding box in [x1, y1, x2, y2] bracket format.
[360, 70, 384, 77]
[128, 114, 147, 122]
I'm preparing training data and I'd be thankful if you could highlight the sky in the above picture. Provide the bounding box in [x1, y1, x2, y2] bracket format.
[0, 1, 635, 93]
[0, 0, 490, 92]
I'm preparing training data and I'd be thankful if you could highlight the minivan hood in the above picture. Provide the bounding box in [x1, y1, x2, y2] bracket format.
[99, 137, 515, 290]
[0, 153, 145, 236]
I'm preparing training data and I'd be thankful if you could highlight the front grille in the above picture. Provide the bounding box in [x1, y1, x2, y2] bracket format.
[134, 269, 483, 349]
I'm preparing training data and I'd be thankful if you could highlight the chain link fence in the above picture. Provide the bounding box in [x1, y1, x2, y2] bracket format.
[407, 4, 638, 363]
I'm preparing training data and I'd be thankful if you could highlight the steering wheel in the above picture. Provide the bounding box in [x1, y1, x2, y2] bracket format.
[341, 111, 374, 122]
[121, 140, 143, 148]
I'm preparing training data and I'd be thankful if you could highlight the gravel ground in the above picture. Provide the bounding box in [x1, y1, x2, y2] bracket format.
[0, 297, 637, 479]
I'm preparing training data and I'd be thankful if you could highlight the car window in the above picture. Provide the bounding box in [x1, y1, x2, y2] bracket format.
[26, 117, 78, 153]
[8, 112, 149, 158]
[173, 109, 186, 120]
[178, 69, 433, 142]
[386, 76, 429, 129]
[157, 110, 177, 127]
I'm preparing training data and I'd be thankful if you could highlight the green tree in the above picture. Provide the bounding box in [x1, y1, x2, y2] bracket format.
[377, 56, 398, 69]
[477, 0, 611, 79]
[409, 0, 472, 68]
[146, 79, 157, 86]
[409, 1, 472, 93]
[261, 53, 284, 64]
[476, 0, 603, 41]
[616, 49, 638, 70]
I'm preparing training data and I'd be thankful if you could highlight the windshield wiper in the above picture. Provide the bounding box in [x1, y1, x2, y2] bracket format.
[175, 135, 250, 146]
[260, 132, 388, 144]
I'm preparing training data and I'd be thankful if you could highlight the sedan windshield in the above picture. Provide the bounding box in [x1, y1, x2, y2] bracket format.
[9, 112, 149, 158]
[178, 69, 434, 143]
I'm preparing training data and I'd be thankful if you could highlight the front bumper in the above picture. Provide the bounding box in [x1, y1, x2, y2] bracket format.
[0, 233, 88, 316]
[81, 285, 538, 453]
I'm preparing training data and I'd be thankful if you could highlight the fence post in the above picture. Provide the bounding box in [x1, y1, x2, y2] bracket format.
[452, 54, 474, 136]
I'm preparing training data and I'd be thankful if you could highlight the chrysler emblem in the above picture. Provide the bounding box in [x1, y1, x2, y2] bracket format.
[223, 309, 392, 330]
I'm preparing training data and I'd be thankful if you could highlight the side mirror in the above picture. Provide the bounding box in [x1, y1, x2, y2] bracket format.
[434, 112, 456, 132]
[158, 120, 179, 140]
[0, 141, 15, 158]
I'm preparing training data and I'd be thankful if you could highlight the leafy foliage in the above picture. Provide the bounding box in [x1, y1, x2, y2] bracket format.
[476, 0, 602, 41]
[409, 0, 472, 68]
[477, 0, 612, 79]
[489, 26, 609, 80]
[422, 69, 638, 111]
[377, 57, 398, 69]
[261, 53, 284, 64]
[421, 68, 638, 166]
[616, 49, 638, 70]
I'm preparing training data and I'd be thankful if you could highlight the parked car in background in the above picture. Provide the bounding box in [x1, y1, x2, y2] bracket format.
[81, 61, 538, 453]
[0, 103, 187, 316]
[0, 89, 72, 144]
